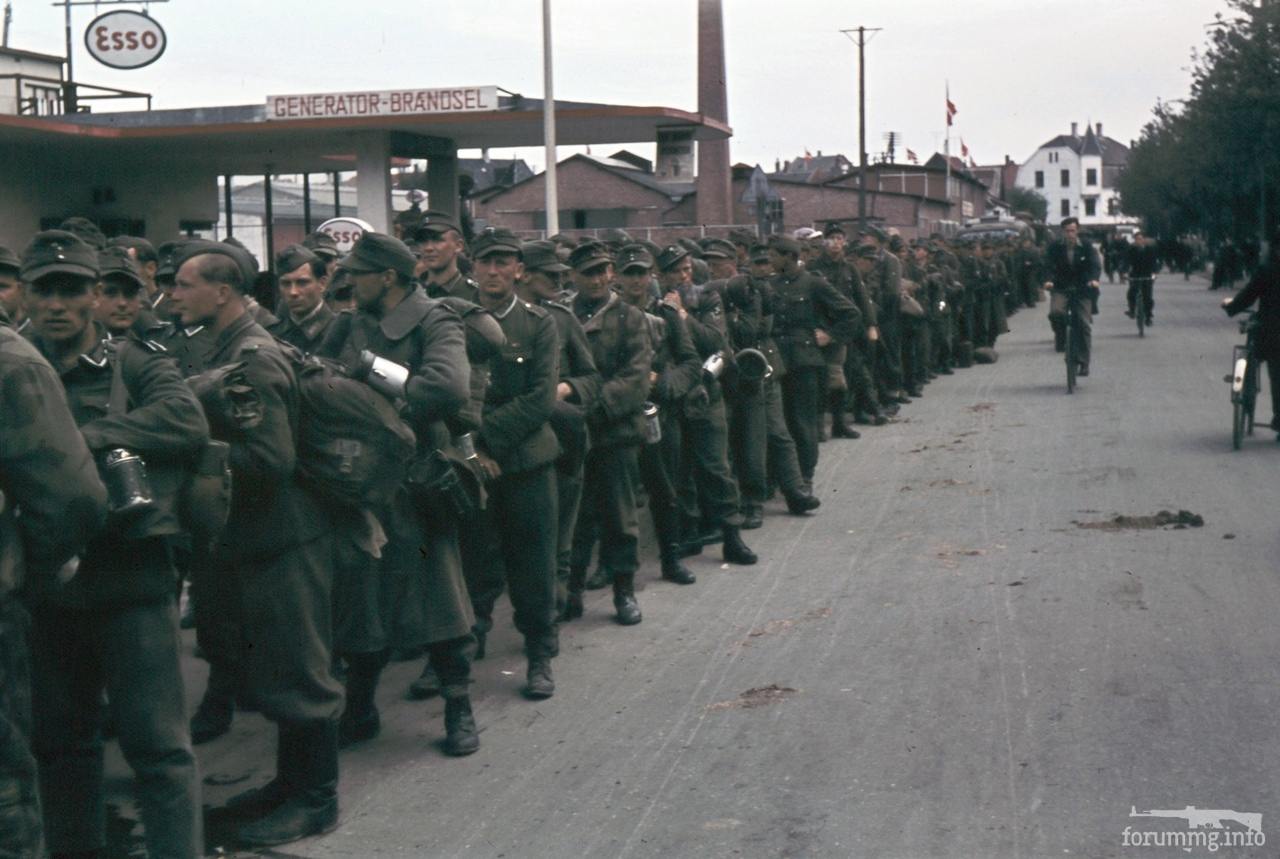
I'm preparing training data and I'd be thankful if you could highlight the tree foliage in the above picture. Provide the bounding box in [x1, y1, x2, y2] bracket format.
[1004, 186, 1048, 223]
[1118, 0, 1280, 240]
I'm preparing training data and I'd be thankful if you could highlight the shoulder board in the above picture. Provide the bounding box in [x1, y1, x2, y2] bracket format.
[522, 300, 550, 319]
[544, 300, 573, 316]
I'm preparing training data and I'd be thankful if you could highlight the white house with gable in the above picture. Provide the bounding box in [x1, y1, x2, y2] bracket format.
[1015, 122, 1136, 228]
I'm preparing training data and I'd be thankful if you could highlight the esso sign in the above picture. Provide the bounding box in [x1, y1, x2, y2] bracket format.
[318, 218, 375, 253]
[85, 11, 167, 70]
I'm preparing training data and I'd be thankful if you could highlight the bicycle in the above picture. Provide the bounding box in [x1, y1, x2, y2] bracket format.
[1130, 276, 1152, 337]
[1226, 312, 1261, 450]
[1063, 291, 1087, 394]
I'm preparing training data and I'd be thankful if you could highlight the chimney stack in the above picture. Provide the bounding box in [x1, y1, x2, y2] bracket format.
[695, 0, 732, 225]
[1071, 122, 1078, 137]
[1095, 122, 1102, 136]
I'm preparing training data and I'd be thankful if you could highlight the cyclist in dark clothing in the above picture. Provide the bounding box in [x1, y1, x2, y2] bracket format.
[1223, 244, 1280, 434]
[1125, 232, 1161, 325]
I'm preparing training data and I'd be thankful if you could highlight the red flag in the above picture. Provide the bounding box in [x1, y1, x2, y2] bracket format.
[946, 97, 957, 127]
[906, 148, 918, 164]
[960, 138, 969, 158]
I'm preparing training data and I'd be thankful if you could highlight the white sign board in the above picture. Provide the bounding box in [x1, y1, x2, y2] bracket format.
[317, 217, 374, 254]
[266, 86, 498, 121]
[85, 10, 166, 70]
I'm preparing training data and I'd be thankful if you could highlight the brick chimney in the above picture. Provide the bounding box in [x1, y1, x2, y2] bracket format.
[1095, 122, 1102, 136]
[1071, 122, 1078, 137]
[695, 0, 732, 226]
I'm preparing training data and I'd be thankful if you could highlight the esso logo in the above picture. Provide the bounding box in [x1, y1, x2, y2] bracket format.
[85, 11, 167, 70]
[318, 218, 375, 253]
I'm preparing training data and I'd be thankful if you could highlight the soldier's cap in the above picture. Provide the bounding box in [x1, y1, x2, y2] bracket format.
[20, 230, 101, 283]
[699, 237, 736, 260]
[221, 237, 261, 283]
[617, 244, 655, 272]
[858, 224, 888, 242]
[568, 241, 613, 273]
[57, 216, 107, 250]
[0, 244, 19, 273]
[521, 240, 570, 273]
[888, 234, 905, 251]
[107, 235, 158, 263]
[412, 210, 462, 239]
[97, 246, 146, 289]
[393, 205, 424, 228]
[728, 228, 757, 248]
[638, 239, 663, 259]
[823, 222, 847, 238]
[749, 243, 771, 263]
[338, 232, 418, 279]
[600, 228, 633, 247]
[656, 244, 690, 272]
[854, 244, 879, 260]
[767, 234, 802, 255]
[276, 243, 322, 276]
[155, 240, 187, 279]
[1060, 216, 1079, 228]
[174, 240, 258, 292]
[302, 231, 341, 260]
[326, 267, 350, 297]
[676, 237, 704, 259]
[470, 226, 523, 260]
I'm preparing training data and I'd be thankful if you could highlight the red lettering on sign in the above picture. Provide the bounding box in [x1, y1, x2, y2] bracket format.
[95, 26, 110, 51]
[142, 31, 158, 49]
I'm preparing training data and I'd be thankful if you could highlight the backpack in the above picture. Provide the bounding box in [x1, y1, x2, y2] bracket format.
[285, 347, 418, 508]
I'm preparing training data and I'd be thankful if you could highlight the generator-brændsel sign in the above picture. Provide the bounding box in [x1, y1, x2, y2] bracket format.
[85, 10, 167, 70]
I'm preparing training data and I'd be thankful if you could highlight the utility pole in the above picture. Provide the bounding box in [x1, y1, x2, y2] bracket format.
[541, 0, 559, 237]
[841, 26, 881, 228]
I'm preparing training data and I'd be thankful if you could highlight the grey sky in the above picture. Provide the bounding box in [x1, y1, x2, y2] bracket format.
[12, 0, 1226, 169]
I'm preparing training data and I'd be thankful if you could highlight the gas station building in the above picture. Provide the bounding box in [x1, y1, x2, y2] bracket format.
[0, 84, 731, 259]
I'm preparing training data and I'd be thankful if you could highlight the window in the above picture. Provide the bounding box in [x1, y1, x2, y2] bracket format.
[1086, 168, 1097, 186]
[1060, 169, 1070, 187]
[1060, 200, 1070, 217]
[1048, 151, 1058, 164]
[1107, 198, 1120, 215]
[1084, 198, 1097, 216]
[1034, 170, 1044, 188]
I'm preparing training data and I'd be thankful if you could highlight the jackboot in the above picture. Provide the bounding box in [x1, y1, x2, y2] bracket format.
[722, 524, 758, 565]
[524, 654, 555, 700]
[829, 391, 861, 438]
[406, 660, 441, 701]
[583, 564, 611, 590]
[677, 514, 705, 558]
[237, 720, 339, 847]
[338, 652, 384, 748]
[783, 489, 821, 515]
[654, 502, 696, 584]
[740, 504, 764, 530]
[190, 666, 235, 745]
[612, 572, 643, 625]
[222, 723, 302, 820]
[561, 565, 585, 621]
[443, 696, 480, 756]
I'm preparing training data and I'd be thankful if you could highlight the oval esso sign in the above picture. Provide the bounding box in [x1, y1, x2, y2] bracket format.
[318, 218, 375, 253]
[85, 11, 167, 70]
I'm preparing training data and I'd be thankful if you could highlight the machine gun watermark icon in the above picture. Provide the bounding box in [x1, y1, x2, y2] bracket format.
[1129, 806, 1262, 833]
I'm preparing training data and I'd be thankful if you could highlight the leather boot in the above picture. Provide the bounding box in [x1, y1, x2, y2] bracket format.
[783, 490, 821, 515]
[222, 722, 302, 820]
[741, 504, 764, 530]
[583, 564, 611, 590]
[722, 524, 758, 565]
[655, 502, 696, 584]
[677, 514, 704, 558]
[406, 660, 441, 701]
[562, 565, 585, 621]
[338, 652, 383, 748]
[442, 696, 480, 756]
[237, 720, 339, 847]
[524, 654, 555, 700]
[829, 391, 861, 438]
[190, 666, 235, 745]
[612, 572, 643, 625]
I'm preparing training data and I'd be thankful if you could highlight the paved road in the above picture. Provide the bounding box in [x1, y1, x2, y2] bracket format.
[108, 272, 1279, 858]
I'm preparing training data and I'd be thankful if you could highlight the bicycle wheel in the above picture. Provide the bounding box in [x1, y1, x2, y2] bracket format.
[1233, 400, 1244, 450]
[1065, 315, 1076, 394]
[1135, 289, 1145, 337]
[1244, 361, 1257, 435]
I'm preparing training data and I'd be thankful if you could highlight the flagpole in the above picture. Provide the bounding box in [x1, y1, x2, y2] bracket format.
[944, 81, 952, 227]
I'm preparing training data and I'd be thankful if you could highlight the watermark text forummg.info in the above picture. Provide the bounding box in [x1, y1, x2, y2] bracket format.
[1123, 806, 1264, 852]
